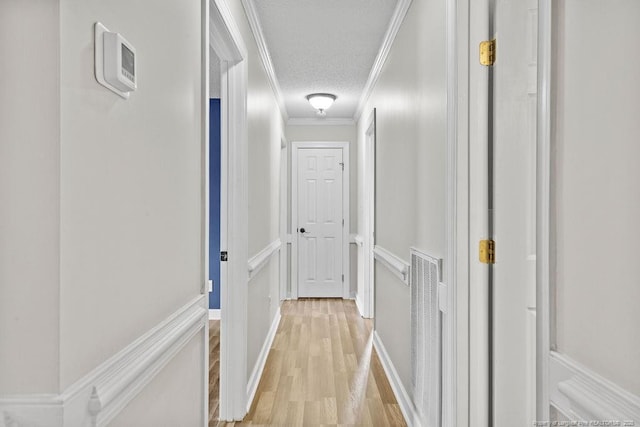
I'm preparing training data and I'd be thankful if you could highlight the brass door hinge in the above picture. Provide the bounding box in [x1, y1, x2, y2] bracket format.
[480, 39, 496, 66]
[479, 239, 495, 264]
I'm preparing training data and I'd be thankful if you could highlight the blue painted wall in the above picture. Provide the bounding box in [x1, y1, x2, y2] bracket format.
[209, 99, 221, 309]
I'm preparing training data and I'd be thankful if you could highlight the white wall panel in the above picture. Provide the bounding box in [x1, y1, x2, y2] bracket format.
[553, 0, 640, 396]
[0, 0, 61, 394]
[356, 0, 447, 406]
[58, 0, 204, 388]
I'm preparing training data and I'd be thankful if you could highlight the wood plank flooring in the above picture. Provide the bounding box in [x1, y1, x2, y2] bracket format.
[209, 319, 221, 425]
[210, 299, 406, 426]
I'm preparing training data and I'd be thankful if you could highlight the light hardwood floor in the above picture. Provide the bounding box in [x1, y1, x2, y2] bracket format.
[210, 298, 406, 426]
[209, 319, 221, 425]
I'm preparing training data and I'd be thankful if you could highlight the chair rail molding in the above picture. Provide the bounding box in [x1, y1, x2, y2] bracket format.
[373, 245, 410, 285]
[549, 351, 640, 422]
[0, 296, 208, 427]
[248, 239, 282, 280]
[350, 234, 364, 246]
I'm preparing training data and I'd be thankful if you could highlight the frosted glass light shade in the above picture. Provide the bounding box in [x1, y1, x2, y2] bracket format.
[306, 93, 336, 112]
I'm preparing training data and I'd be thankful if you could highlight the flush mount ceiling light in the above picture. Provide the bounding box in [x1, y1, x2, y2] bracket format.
[306, 93, 336, 116]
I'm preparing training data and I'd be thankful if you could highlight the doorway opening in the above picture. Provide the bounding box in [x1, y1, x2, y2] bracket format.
[207, 0, 250, 422]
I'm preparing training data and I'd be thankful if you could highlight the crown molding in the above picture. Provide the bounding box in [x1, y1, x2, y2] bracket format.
[353, 0, 413, 122]
[287, 117, 355, 126]
[210, 0, 247, 61]
[241, 0, 289, 121]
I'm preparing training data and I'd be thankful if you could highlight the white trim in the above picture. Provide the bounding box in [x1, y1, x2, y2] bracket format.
[373, 246, 410, 285]
[549, 352, 640, 422]
[353, 0, 413, 121]
[349, 233, 363, 246]
[467, 0, 491, 423]
[536, 0, 552, 421]
[0, 296, 207, 427]
[287, 118, 355, 126]
[361, 110, 376, 319]
[291, 141, 350, 300]
[373, 331, 419, 427]
[209, 309, 221, 320]
[241, 0, 288, 121]
[202, 2, 211, 424]
[246, 308, 281, 413]
[248, 239, 282, 280]
[443, 0, 461, 424]
[210, 0, 249, 420]
[279, 137, 288, 302]
[451, 0, 471, 424]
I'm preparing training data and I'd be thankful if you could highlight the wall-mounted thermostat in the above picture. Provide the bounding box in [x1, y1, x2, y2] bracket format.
[94, 22, 137, 99]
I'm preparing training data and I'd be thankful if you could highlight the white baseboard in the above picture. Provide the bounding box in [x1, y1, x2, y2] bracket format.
[209, 309, 221, 320]
[373, 331, 420, 427]
[0, 295, 208, 427]
[355, 294, 366, 318]
[549, 351, 640, 422]
[246, 307, 281, 413]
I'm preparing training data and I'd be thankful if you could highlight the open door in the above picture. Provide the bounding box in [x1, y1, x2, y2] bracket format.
[476, 0, 539, 424]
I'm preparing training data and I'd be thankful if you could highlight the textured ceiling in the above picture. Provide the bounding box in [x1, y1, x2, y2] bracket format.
[248, 0, 399, 120]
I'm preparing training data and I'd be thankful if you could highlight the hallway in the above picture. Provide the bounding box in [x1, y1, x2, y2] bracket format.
[212, 299, 406, 426]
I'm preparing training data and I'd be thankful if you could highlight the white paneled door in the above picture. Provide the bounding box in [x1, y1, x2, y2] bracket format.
[491, 0, 538, 424]
[296, 148, 344, 297]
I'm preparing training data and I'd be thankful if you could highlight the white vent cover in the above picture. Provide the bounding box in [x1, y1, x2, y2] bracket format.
[410, 248, 443, 427]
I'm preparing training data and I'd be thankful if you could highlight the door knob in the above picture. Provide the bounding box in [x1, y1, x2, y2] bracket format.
[299, 228, 306, 233]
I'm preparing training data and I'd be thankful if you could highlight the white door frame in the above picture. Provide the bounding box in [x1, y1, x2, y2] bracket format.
[209, 0, 249, 421]
[536, 0, 552, 420]
[360, 111, 376, 318]
[467, 0, 492, 424]
[279, 136, 288, 302]
[464, 0, 553, 424]
[291, 141, 350, 300]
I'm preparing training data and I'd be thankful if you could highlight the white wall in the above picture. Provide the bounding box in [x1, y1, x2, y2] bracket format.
[0, 0, 61, 395]
[0, 0, 206, 423]
[553, 0, 640, 396]
[58, 0, 204, 390]
[227, 0, 285, 382]
[357, 0, 447, 397]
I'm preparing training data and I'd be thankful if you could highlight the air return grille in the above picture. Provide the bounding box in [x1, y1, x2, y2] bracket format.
[410, 248, 443, 427]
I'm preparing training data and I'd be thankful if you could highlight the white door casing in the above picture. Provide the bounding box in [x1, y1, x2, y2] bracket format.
[359, 109, 376, 318]
[292, 142, 350, 299]
[210, 0, 249, 421]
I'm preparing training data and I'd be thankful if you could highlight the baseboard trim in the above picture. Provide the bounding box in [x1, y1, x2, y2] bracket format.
[549, 351, 640, 422]
[355, 294, 366, 318]
[209, 309, 221, 320]
[0, 295, 207, 427]
[246, 307, 281, 413]
[373, 331, 419, 427]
